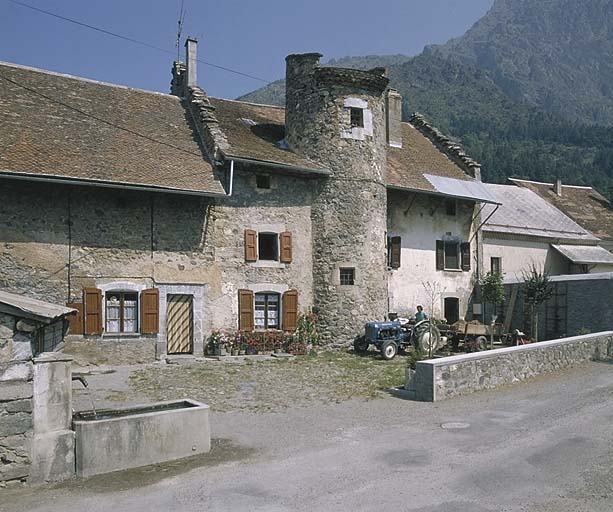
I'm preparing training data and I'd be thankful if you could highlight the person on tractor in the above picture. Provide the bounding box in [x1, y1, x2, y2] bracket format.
[415, 304, 428, 323]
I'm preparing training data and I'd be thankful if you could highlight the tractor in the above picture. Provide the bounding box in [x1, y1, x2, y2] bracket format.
[354, 317, 443, 360]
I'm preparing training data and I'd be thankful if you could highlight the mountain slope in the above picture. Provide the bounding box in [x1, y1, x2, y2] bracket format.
[433, 0, 613, 124]
[236, 0, 613, 193]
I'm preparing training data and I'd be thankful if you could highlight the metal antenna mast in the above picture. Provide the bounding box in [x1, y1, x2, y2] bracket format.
[175, 0, 186, 61]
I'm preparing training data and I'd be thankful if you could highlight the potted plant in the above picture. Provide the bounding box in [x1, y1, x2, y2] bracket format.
[209, 330, 227, 356]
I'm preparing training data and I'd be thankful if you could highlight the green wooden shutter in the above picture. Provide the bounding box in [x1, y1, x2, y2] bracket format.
[461, 242, 471, 271]
[436, 240, 444, 270]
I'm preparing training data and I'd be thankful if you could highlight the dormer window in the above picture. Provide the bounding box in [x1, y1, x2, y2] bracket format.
[350, 108, 364, 128]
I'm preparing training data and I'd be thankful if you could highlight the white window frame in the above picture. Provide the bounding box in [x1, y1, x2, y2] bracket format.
[97, 281, 147, 335]
[341, 97, 373, 140]
[254, 291, 281, 330]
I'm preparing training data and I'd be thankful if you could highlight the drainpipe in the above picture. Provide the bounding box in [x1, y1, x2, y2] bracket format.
[228, 159, 234, 196]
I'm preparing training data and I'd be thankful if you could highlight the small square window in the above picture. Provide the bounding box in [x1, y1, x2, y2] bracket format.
[258, 233, 278, 261]
[350, 108, 364, 128]
[445, 199, 456, 216]
[491, 257, 502, 274]
[340, 267, 355, 286]
[256, 174, 271, 189]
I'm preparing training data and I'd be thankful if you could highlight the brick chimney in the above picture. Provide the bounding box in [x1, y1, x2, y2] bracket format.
[185, 37, 198, 88]
[385, 89, 403, 148]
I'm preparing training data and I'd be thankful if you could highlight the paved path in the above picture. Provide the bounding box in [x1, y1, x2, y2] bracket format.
[2, 361, 612, 511]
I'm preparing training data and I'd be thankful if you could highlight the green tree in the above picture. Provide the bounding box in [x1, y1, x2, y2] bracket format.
[481, 271, 505, 348]
[522, 265, 554, 342]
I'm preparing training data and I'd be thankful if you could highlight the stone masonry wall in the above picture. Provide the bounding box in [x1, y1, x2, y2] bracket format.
[413, 331, 613, 401]
[0, 312, 34, 487]
[285, 54, 390, 345]
[0, 172, 315, 357]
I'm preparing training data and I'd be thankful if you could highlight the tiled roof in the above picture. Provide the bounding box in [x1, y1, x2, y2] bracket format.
[482, 183, 598, 242]
[209, 98, 328, 172]
[387, 123, 473, 192]
[510, 179, 613, 242]
[0, 62, 225, 195]
[210, 100, 473, 190]
[0, 60, 475, 194]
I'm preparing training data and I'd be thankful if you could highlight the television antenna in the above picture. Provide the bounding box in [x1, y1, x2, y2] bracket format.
[175, 0, 186, 61]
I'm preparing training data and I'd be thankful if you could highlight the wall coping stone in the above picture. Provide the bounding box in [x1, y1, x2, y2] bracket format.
[419, 331, 613, 367]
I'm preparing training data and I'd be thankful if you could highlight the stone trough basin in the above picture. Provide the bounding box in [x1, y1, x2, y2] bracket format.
[73, 399, 210, 477]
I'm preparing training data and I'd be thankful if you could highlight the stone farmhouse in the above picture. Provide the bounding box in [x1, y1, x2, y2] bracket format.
[482, 182, 613, 279]
[0, 40, 502, 358]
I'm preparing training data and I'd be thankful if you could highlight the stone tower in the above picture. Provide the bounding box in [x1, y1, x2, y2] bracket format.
[285, 53, 390, 345]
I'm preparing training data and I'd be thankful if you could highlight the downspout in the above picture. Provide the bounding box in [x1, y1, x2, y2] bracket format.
[469, 204, 500, 244]
[228, 159, 234, 197]
[469, 203, 500, 320]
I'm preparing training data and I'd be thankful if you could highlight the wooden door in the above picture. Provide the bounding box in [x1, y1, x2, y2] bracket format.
[166, 295, 194, 354]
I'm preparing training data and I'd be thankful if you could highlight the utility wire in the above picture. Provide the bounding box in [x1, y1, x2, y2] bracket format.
[6, 0, 271, 84]
[0, 71, 207, 160]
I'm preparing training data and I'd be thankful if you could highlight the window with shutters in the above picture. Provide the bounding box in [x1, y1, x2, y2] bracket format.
[258, 233, 278, 261]
[105, 292, 138, 333]
[254, 292, 280, 330]
[436, 240, 471, 272]
[244, 229, 292, 264]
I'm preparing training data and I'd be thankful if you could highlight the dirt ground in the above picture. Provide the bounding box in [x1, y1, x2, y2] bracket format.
[71, 350, 408, 413]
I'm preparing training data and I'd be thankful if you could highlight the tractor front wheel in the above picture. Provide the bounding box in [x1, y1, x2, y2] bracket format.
[380, 340, 398, 360]
[354, 336, 369, 354]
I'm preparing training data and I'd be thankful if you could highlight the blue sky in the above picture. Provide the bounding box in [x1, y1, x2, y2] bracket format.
[0, 0, 494, 99]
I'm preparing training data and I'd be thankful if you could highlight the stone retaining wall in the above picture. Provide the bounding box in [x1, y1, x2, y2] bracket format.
[1, 312, 34, 487]
[412, 331, 613, 402]
[0, 374, 33, 487]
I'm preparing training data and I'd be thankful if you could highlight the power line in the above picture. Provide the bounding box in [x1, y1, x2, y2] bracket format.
[6, 0, 271, 84]
[0, 71, 206, 160]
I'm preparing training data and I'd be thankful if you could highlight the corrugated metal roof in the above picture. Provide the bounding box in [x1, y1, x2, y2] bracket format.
[0, 289, 75, 323]
[423, 174, 499, 204]
[551, 244, 613, 264]
[482, 183, 599, 241]
[503, 271, 613, 285]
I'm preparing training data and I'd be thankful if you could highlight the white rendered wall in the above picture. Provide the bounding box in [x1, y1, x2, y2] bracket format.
[387, 191, 477, 321]
[483, 236, 570, 279]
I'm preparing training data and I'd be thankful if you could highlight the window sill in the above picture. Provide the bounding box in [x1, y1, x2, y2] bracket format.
[250, 260, 286, 269]
[442, 268, 464, 273]
[102, 333, 144, 338]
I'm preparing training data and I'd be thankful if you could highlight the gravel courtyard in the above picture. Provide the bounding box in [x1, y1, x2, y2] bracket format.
[71, 351, 408, 413]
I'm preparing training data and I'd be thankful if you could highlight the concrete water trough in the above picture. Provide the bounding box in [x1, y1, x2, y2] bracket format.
[73, 399, 210, 477]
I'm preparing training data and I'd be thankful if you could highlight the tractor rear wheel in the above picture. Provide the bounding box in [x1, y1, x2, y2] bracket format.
[354, 336, 369, 353]
[380, 340, 398, 360]
[415, 323, 441, 354]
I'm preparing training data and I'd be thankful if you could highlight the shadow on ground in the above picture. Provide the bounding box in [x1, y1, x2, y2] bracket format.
[45, 439, 255, 495]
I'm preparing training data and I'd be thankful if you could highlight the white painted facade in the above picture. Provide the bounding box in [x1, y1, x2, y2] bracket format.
[387, 190, 478, 322]
[482, 236, 570, 280]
